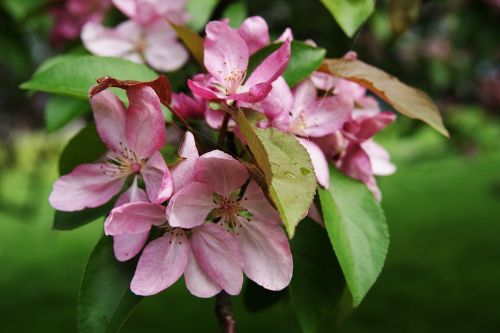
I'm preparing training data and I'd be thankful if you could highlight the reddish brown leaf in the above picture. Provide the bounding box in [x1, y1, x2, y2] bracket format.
[319, 58, 449, 137]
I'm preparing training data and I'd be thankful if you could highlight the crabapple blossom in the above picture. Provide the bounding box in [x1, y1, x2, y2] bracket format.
[49, 86, 172, 211]
[112, 0, 189, 26]
[188, 20, 291, 104]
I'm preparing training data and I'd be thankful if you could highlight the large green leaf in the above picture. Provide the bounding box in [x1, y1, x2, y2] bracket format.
[319, 58, 449, 137]
[78, 236, 142, 333]
[236, 110, 317, 238]
[290, 219, 349, 333]
[318, 167, 389, 306]
[248, 41, 326, 87]
[45, 95, 89, 133]
[20, 56, 157, 100]
[187, 0, 220, 31]
[59, 122, 107, 175]
[319, 0, 375, 37]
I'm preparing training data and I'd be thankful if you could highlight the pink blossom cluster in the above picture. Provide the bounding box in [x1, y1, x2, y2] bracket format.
[49, 16, 396, 297]
[81, 0, 189, 72]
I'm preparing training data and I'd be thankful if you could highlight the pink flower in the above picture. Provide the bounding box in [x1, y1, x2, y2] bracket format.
[236, 16, 293, 55]
[104, 135, 292, 297]
[172, 92, 206, 120]
[112, 0, 189, 26]
[257, 78, 352, 188]
[49, 86, 173, 211]
[50, 0, 111, 46]
[81, 20, 188, 72]
[188, 20, 291, 104]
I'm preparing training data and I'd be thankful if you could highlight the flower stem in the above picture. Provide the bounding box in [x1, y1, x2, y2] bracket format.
[218, 112, 231, 147]
[215, 291, 236, 333]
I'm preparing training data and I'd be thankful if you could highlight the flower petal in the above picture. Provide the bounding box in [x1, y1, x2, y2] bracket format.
[237, 16, 270, 55]
[81, 21, 138, 59]
[259, 77, 293, 126]
[49, 163, 125, 211]
[89, 90, 127, 152]
[338, 144, 372, 186]
[166, 182, 216, 228]
[113, 232, 149, 262]
[187, 79, 220, 100]
[131, 231, 189, 296]
[237, 217, 293, 291]
[170, 131, 199, 192]
[172, 93, 206, 119]
[352, 111, 396, 141]
[115, 177, 149, 207]
[104, 202, 166, 236]
[230, 82, 273, 104]
[142, 151, 173, 203]
[195, 150, 248, 196]
[184, 247, 222, 298]
[191, 223, 244, 295]
[290, 79, 317, 122]
[298, 138, 330, 188]
[144, 21, 189, 72]
[125, 85, 166, 159]
[204, 20, 249, 85]
[244, 38, 291, 88]
[361, 140, 396, 176]
[241, 181, 280, 225]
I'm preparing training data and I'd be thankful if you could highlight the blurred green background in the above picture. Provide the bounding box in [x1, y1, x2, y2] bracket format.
[1, 0, 499, 332]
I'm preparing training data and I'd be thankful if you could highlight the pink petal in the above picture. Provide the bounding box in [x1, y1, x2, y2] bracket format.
[49, 163, 125, 211]
[184, 248, 222, 298]
[172, 93, 206, 119]
[143, 21, 189, 72]
[298, 138, 330, 188]
[81, 21, 138, 59]
[113, 232, 149, 262]
[230, 82, 273, 104]
[104, 202, 166, 236]
[338, 144, 372, 186]
[308, 203, 324, 226]
[241, 181, 280, 225]
[194, 150, 248, 197]
[276, 28, 293, 43]
[204, 21, 249, 87]
[237, 217, 293, 291]
[310, 71, 337, 91]
[361, 140, 396, 176]
[291, 94, 353, 137]
[141, 151, 173, 204]
[205, 107, 226, 129]
[170, 131, 199, 192]
[191, 223, 244, 295]
[335, 79, 366, 101]
[237, 16, 270, 55]
[89, 90, 127, 152]
[125, 85, 166, 159]
[187, 79, 220, 100]
[259, 77, 293, 122]
[244, 38, 291, 89]
[347, 111, 396, 142]
[131, 231, 189, 296]
[166, 182, 216, 229]
[114, 177, 148, 207]
[290, 79, 317, 121]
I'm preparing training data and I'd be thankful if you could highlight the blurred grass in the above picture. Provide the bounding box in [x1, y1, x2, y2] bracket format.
[0, 127, 499, 332]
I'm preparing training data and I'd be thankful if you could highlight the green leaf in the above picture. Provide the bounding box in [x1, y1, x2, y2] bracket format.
[319, 0, 375, 37]
[78, 236, 142, 333]
[318, 167, 389, 306]
[187, 0, 220, 31]
[59, 122, 107, 175]
[319, 58, 449, 137]
[20, 56, 157, 100]
[221, 0, 247, 28]
[248, 41, 326, 87]
[45, 95, 89, 132]
[53, 200, 115, 231]
[290, 219, 349, 333]
[235, 110, 317, 238]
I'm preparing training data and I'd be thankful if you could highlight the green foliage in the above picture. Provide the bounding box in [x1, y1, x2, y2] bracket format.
[236, 110, 317, 238]
[289, 219, 348, 333]
[222, 0, 248, 28]
[243, 280, 286, 313]
[45, 95, 89, 133]
[20, 56, 157, 101]
[78, 236, 141, 333]
[318, 167, 389, 306]
[59, 123, 107, 175]
[319, 0, 374, 37]
[187, 0, 220, 31]
[248, 41, 326, 87]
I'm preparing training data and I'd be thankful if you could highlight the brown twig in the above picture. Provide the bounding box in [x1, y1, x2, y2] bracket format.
[217, 112, 231, 147]
[215, 292, 236, 333]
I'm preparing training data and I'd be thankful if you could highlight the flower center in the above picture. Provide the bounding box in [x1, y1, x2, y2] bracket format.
[212, 193, 249, 231]
[101, 142, 142, 178]
[221, 68, 246, 95]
